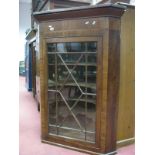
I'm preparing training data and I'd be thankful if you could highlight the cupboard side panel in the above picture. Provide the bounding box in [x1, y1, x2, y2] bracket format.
[104, 18, 121, 153]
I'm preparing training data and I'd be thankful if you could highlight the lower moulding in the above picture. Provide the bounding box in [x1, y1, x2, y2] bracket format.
[42, 140, 117, 155]
[117, 137, 135, 148]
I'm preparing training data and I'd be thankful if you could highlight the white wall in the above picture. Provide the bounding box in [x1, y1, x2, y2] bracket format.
[130, 0, 135, 4]
[92, 0, 135, 5]
[19, 2, 31, 61]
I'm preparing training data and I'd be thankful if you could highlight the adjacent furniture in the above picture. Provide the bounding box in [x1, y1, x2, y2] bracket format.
[117, 3, 135, 147]
[32, 0, 91, 12]
[25, 29, 40, 109]
[25, 41, 32, 91]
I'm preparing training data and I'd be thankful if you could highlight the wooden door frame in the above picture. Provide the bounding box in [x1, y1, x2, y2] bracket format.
[41, 36, 104, 153]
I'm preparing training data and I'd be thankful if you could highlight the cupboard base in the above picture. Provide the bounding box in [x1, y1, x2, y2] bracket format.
[42, 139, 117, 155]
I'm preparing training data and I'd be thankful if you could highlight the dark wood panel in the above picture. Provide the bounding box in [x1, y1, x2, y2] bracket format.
[40, 17, 109, 34]
[104, 18, 121, 153]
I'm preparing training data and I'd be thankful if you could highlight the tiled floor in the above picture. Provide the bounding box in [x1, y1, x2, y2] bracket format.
[19, 76, 135, 155]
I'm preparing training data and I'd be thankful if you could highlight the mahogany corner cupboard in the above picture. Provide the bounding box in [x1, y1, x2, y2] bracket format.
[33, 4, 126, 155]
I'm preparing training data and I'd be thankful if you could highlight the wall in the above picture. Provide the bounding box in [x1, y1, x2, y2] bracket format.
[19, 2, 31, 61]
[94, 0, 135, 4]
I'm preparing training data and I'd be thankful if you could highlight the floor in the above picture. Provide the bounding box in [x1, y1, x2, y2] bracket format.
[19, 76, 135, 155]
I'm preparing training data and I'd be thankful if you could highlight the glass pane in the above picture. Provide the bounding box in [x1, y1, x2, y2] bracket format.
[49, 126, 57, 135]
[87, 66, 96, 83]
[86, 132, 95, 142]
[87, 42, 97, 52]
[57, 43, 67, 52]
[57, 65, 68, 82]
[86, 100, 96, 132]
[87, 54, 96, 63]
[57, 42, 86, 52]
[48, 54, 55, 64]
[47, 43, 56, 52]
[48, 91, 57, 131]
[58, 128, 85, 140]
[57, 53, 85, 64]
[47, 41, 97, 142]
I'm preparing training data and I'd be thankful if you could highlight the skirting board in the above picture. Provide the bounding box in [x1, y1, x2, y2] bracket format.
[117, 137, 135, 148]
[42, 140, 117, 155]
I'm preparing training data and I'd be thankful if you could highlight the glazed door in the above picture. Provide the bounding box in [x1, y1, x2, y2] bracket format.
[45, 37, 102, 145]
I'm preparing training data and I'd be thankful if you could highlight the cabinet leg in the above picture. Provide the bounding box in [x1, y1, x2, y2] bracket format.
[37, 103, 40, 112]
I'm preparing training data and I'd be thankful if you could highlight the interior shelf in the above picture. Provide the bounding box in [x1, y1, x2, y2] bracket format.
[48, 98, 96, 104]
[48, 80, 96, 89]
[48, 63, 97, 66]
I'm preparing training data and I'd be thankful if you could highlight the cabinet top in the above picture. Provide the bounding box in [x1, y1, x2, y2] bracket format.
[33, 4, 126, 22]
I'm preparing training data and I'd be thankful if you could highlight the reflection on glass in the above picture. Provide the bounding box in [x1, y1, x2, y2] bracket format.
[47, 41, 97, 142]
[57, 43, 67, 52]
[47, 42, 97, 53]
